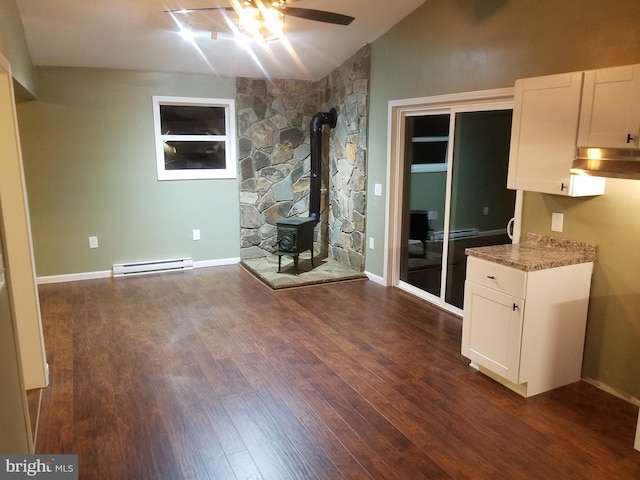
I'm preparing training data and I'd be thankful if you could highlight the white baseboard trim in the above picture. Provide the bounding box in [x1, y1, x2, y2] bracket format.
[37, 270, 112, 284]
[583, 378, 640, 453]
[582, 377, 640, 407]
[193, 257, 240, 269]
[365, 271, 385, 285]
[36, 257, 241, 284]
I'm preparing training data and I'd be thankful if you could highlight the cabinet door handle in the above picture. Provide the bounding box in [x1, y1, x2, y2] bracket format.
[561, 183, 567, 191]
[512, 303, 519, 311]
[486, 275, 495, 279]
[627, 133, 635, 144]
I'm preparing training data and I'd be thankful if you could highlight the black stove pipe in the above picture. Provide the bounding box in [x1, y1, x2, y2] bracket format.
[309, 108, 337, 224]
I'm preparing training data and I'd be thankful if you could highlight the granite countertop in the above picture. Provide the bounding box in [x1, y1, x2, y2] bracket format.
[465, 233, 596, 272]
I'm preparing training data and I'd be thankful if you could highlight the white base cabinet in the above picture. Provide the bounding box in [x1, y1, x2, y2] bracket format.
[462, 256, 594, 397]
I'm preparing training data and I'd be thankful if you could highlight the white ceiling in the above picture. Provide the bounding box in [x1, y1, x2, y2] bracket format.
[15, 0, 426, 80]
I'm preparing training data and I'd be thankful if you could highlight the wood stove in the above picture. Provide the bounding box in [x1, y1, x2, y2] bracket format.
[275, 108, 337, 275]
[276, 217, 316, 275]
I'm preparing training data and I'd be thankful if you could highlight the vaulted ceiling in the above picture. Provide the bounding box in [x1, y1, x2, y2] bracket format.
[15, 0, 427, 80]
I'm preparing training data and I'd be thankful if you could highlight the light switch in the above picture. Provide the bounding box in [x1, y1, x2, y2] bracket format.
[193, 229, 201, 241]
[551, 213, 564, 232]
[374, 183, 382, 196]
[88, 236, 99, 249]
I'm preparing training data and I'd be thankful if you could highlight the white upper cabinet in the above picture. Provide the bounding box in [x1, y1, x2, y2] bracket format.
[507, 71, 605, 196]
[507, 66, 626, 197]
[578, 64, 640, 148]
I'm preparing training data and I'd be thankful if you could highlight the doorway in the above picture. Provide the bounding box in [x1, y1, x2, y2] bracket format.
[0, 57, 35, 453]
[387, 89, 522, 315]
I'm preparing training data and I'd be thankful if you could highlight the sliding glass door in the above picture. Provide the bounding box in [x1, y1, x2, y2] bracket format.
[400, 113, 449, 298]
[398, 107, 516, 312]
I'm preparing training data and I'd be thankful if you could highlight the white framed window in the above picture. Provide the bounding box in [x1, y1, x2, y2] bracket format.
[410, 135, 449, 173]
[152, 96, 237, 180]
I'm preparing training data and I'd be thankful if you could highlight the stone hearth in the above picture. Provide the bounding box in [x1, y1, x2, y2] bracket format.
[241, 254, 367, 290]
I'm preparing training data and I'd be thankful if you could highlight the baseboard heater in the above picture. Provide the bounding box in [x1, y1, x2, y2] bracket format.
[432, 228, 480, 241]
[112, 257, 193, 277]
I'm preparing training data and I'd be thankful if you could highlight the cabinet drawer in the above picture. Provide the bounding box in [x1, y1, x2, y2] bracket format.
[466, 256, 526, 299]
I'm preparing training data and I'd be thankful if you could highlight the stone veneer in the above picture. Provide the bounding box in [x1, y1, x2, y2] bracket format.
[237, 45, 369, 271]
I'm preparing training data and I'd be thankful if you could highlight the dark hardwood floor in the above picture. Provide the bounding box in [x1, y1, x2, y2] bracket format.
[32, 265, 640, 479]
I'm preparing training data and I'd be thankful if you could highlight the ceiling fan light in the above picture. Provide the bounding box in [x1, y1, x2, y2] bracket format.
[263, 9, 284, 28]
[234, 0, 285, 42]
[262, 30, 283, 42]
[239, 9, 261, 33]
[261, 17, 284, 41]
[179, 25, 195, 42]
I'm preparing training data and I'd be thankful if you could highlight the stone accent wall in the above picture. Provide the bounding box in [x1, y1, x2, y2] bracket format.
[320, 46, 369, 271]
[237, 45, 370, 271]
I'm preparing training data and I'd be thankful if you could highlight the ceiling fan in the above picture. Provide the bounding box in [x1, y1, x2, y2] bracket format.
[165, 0, 355, 40]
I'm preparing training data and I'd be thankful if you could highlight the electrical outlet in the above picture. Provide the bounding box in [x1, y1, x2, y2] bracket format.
[192, 229, 201, 241]
[483, 206, 489, 215]
[551, 213, 564, 232]
[369, 237, 374, 249]
[374, 184, 383, 196]
[88, 236, 99, 249]
[428, 210, 438, 220]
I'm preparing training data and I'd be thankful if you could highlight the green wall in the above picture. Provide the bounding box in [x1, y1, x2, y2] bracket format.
[368, 0, 640, 399]
[18, 67, 239, 277]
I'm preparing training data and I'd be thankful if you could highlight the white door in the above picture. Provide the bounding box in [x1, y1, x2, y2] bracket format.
[0, 225, 33, 453]
[507, 72, 585, 195]
[462, 281, 524, 383]
[578, 64, 640, 148]
[0, 54, 48, 390]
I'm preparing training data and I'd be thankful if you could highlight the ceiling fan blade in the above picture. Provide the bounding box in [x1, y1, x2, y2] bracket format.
[279, 7, 355, 25]
[164, 4, 355, 26]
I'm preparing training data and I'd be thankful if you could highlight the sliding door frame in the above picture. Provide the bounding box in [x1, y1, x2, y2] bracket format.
[385, 88, 523, 315]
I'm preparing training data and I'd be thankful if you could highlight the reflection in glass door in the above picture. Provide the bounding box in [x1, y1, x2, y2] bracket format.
[399, 109, 515, 311]
[400, 114, 449, 299]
